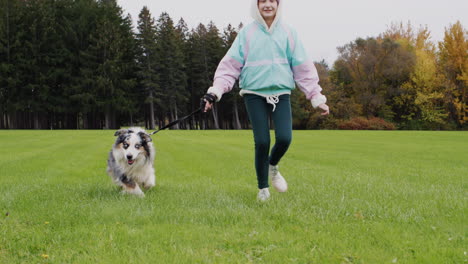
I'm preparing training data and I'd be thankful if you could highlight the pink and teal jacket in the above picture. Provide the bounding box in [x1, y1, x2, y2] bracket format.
[207, 0, 327, 109]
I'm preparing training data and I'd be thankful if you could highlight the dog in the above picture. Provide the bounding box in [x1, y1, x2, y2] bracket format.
[107, 127, 156, 197]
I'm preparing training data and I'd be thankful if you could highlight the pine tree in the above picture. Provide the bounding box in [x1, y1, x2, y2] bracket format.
[17, 0, 63, 129]
[171, 16, 188, 129]
[66, 0, 101, 128]
[186, 26, 208, 129]
[203, 22, 225, 129]
[44, 0, 77, 129]
[175, 18, 190, 128]
[0, 0, 21, 128]
[155, 12, 187, 129]
[220, 24, 242, 129]
[136, 6, 159, 129]
[80, 0, 137, 129]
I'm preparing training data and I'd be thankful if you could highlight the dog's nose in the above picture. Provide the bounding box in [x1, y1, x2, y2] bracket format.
[126, 154, 133, 160]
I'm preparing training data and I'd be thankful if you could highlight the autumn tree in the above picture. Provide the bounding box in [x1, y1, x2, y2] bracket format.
[400, 26, 448, 128]
[438, 21, 468, 127]
[332, 37, 415, 122]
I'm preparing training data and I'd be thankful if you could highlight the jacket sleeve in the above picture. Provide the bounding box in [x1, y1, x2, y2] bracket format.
[207, 33, 245, 101]
[289, 28, 327, 108]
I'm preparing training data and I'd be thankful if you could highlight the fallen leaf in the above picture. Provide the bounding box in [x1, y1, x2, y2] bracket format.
[354, 211, 364, 220]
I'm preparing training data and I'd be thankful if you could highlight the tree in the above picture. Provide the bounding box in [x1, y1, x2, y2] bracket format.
[175, 17, 192, 129]
[438, 21, 468, 127]
[171, 17, 189, 129]
[203, 22, 225, 129]
[155, 12, 187, 129]
[65, 0, 101, 129]
[136, 6, 159, 129]
[401, 27, 447, 127]
[332, 37, 415, 121]
[9, 0, 76, 129]
[292, 60, 342, 129]
[220, 24, 242, 129]
[80, 0, 137, 129]
[0, 0, 21, 128]
[186, 24, 211, 129]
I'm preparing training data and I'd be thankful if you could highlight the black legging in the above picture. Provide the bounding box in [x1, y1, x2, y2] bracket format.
[244, 94, 292, 189]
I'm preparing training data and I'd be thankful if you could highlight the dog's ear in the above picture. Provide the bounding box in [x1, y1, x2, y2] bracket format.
[138, 131, 152, 143]
[114, 129, 129, 137]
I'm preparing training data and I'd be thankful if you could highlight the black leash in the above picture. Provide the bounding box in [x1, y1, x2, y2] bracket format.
[149, 107, 202, 136]
[149, 93, 216, 136]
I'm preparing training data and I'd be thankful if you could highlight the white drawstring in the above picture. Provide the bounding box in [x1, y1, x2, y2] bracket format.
[266, 95, 279, 112]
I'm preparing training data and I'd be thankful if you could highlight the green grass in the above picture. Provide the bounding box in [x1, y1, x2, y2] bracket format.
[0, 130, 466, 263]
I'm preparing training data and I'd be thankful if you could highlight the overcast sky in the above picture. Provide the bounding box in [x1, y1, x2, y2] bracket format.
[117, 0, 468, 65]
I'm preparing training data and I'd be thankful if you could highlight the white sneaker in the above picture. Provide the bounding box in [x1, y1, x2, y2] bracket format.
[257, 188, 270, 202]
[269, 165, 288, 192]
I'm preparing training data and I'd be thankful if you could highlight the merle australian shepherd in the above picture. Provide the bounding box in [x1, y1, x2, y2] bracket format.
[107, 127, 155, 197]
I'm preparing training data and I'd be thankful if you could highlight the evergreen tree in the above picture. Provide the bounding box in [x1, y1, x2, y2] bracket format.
[204, 22, 225, 128]
[171, 16, 188, 129]
[44, 0, 77, 129]
[0, 0, 21, 128]
[136, 6, 159, 129]
[155, 12, 187, 129]
[187, 24, 210, 129]
[175, 17, 191, 128]
[67, 0, 101, 129]
[18, 0, 64, 129]
[219, 24, 243, 129]
[80, 0, 137, 129]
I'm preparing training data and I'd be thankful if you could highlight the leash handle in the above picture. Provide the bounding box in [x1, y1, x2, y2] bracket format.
[200, 93, 216, 111]
[150, 107, 202, 135]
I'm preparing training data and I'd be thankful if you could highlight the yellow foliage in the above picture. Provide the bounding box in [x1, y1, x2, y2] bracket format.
[410, 49, 439, 90]
[401, 36, 447, 123]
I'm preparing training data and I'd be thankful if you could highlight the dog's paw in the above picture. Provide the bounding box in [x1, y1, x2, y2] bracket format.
[143, 182, 156, 190]
[121, 189, 145, 198]
[143, 175, 156, 190]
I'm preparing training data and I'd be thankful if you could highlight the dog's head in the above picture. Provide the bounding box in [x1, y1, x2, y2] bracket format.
[114, 128, 152, 165]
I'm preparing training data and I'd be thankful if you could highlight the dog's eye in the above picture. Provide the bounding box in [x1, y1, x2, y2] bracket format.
[135, 144, 141, 149]
[123, 143, 129, 149]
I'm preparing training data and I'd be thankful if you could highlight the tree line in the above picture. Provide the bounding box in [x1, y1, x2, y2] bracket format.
[0, 0, 467, 130]
[315, 22, 468, 130]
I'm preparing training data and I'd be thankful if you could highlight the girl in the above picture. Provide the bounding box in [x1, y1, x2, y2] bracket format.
[203, 0, 330, 201]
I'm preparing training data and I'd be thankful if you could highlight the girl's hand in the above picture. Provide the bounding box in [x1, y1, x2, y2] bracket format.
[201, 93, 217, 112]
[204, 101, 213, 112]
[317, 103, 329, 115]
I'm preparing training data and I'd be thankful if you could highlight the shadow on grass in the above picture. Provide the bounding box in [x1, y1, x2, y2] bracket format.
[86, 185, 125, 200]
[85, 183, 167, 201]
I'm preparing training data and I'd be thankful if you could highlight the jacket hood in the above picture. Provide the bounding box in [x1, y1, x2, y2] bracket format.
[250, 0, 282, 33]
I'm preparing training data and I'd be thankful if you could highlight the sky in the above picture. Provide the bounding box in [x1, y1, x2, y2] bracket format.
[117, 0, 468, 65]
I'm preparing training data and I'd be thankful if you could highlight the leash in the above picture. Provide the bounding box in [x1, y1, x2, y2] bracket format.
[149, 93, 216, 136]
[149, 107, 202, 136]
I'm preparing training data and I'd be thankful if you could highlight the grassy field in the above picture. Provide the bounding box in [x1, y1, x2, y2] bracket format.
[0, 130, 466, 263]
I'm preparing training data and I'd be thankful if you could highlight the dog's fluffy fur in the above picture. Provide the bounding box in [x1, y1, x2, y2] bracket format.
[107, 127, 155, 197]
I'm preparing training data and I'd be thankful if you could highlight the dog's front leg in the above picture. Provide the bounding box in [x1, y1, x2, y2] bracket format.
[120, 175, 145, 197]
[142, 167, 156, 190]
